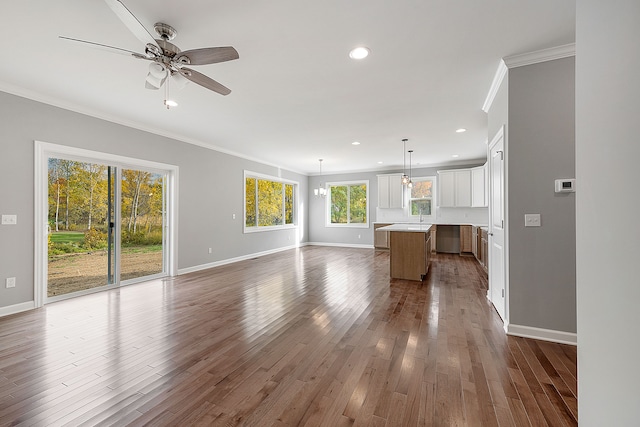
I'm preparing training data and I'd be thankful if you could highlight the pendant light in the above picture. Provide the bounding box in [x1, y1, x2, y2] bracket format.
[314, 159, 327, 197]
[407, 150, 414, 188]
[401, 139, 410, 185]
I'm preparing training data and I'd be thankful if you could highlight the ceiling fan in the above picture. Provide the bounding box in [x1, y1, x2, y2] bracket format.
[60, 0, 239, 108]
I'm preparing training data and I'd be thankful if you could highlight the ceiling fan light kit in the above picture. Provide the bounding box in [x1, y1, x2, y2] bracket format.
[60, 0, 239, 108]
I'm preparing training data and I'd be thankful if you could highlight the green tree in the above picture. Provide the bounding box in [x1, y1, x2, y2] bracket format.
[76, 162, 108, 230]
[257, 179, 283, 226]
[122, 169, 153, 233]
[349, 184, 367, 223]
[285, 184, 294, 224]
[246, 178, 256, 227]
[330, 185, 348, 224]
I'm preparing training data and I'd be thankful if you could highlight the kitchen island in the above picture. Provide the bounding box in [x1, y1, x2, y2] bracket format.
[376, 224, 433, 281]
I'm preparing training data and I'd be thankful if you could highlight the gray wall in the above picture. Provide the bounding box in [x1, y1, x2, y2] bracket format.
[309, 170, 379, 246]
[507, 57, 576, 333]
[0, 91, 308, 310]
[576, 1, 640, 424]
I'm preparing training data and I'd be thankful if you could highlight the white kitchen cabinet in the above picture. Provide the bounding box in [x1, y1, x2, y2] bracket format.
[471, 164, 487, 207]
[377, 174, 404, 208]
[455, 170, 471, 207]
[438, 169, 471, 207]
[438, 171, 455, 207]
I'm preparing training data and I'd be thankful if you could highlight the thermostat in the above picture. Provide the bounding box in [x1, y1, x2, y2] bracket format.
[555, 179, 575, 193]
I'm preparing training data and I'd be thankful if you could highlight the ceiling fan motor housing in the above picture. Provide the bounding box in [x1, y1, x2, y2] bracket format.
[154, 22, 177, 40]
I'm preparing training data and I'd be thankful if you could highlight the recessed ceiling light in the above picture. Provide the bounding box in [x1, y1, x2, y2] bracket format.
[377, 161, 383, 164]
[349, 47, 370, 60]
[164, 99, 178, 108]
[456, 128, 466, 133]
[352, 141, 361, 145]
[452, 154, 460, 158]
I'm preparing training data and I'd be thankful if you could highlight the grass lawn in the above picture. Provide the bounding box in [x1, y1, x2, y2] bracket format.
[49, 231, 85, 243]
[122, 245, 163, 253]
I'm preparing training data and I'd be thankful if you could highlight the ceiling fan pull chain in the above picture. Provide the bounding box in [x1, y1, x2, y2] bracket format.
[164, 75, 170, 109]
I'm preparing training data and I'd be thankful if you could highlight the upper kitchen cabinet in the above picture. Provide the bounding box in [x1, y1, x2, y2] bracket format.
[378, 174, 404, 208]
[438, 169, 471, 207]
[471, 163, 488, 207]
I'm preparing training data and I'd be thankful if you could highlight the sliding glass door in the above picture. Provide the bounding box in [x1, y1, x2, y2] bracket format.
[120, 169, 165, 281]
[40, 143, 175, 303]
[47, 159, 116, 297]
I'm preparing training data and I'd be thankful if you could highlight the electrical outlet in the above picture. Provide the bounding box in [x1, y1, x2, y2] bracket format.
[358, 234, 361, 239]
[1, 215, 17, 225]
[524, 214, 541, 227]
[232, 213, 236, 220]
[6, 277, 16, 288]
[208, 248, 212, 254]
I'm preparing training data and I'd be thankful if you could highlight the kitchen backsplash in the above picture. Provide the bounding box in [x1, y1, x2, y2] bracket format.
[375, 206, 488, 225]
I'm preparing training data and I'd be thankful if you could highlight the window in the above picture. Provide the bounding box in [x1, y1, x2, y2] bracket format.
[326, 181, 369, 227]
[409, 177, 435, 220]
[244, 172, 297, 232]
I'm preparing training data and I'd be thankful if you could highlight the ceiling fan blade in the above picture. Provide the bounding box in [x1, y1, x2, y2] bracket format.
[177, 47, 239, 65]
[178, 67, 231, 95]
[59, 36, 149, 59]
[104, 0, 158, 48]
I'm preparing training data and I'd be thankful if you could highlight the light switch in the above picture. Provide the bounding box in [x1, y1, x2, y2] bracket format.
[524, 214, 541, 227]
[1, 215, 17, 225]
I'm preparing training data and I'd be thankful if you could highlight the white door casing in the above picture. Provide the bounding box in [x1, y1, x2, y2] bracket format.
[488, 126, 507, 324]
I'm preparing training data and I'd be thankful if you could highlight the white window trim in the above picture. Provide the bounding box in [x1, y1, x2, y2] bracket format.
[325, 180, 370, 228]
[243, 170, 299, 233]
[408, 176, 436, 221]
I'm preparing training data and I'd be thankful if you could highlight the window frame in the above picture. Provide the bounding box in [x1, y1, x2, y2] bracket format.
[408, 176, 436, 221]
[325, 180, 370, 228]
[243, 171, 298, 233]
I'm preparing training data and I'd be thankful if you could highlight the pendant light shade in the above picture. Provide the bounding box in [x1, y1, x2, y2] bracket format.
[407, 150, 414, 188]
[314, 159, 327, 197]
[401, 139, 410, 185]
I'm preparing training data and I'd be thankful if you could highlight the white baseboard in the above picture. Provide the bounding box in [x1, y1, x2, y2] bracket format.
[306, 242, 374, 249]
[0, 301, 36, 318]
[177, 242, 374, 275]
[507, 324, 577, 346]
[177, 244, 302, 275]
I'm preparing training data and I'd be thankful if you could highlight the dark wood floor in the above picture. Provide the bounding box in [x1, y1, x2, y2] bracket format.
[0, 247, 577, 426]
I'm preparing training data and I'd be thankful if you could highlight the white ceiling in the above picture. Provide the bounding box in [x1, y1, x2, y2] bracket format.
[1, 1, 575, 175]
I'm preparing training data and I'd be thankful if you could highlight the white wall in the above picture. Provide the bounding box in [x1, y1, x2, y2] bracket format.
[576, 1, 640, 424]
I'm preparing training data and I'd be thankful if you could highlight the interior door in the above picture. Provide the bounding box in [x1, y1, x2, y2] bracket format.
[488, 127, 506, 321]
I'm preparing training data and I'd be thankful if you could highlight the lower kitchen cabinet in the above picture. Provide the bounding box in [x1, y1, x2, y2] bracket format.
[460, 225, 472, 253]
[389, 229, 432, 281]
[472, 226, 478, 257]
[374, 223, 392, 249]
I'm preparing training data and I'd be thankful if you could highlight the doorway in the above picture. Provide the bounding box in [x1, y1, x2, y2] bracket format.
[35, 142, 177, 305]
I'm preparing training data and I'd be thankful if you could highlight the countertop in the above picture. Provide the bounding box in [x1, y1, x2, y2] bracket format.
[376, 223, 433, 232]
[374, 221, 488, 227]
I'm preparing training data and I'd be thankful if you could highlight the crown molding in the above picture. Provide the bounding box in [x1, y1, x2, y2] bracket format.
[482, 43, 576, 113]
[482, 60, 508, 113]
[0, 83, 308, 176]
[503, 43, 576, 68]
